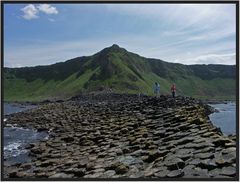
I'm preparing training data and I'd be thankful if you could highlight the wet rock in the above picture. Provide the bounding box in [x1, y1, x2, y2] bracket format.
[65, 168, 85, 177]
[101, 170, 116, 178]
[116, 148, 123, 155]
[183, 167, 210, 178]
[145, 150, 162, 162]
[84, 172, 104, 178]
[20, 163, 32, 170]
[167, 170, 184, 178]
[213, 138, 231, 147]
[143, 162, 159, 177]
[116, 155, 143, 166]
[61, 136, 74, 143]
[209, 168, 222, 177]
[197, 159, 217, 170]
[49, 172, 74, 178]
[154, 169, 169, 178]
[223, 152, 236, 163]
[30, 147, 44, 155]
[220, 166, 236, 177]
[215, 151, 236, 166]
[35, 172, 49, 177]
[178, 123, 190, 131]
[188, 159, 201, 166]
[175, 137, 194, 145]
[115, 164, 129, 174]
[190, 118, 205, 125]
[195, 152, 214, 159]
[108, 162, 129, 174]
[25, 143, 35, 149]
[175, 148, 194, 155]
[193, 147, 215, 154]
[37, 127, 48, 132]
[153, 130, 166, 137]
[176, 153, 193, 161]
[224, 142, 236, 148]
[202, 132, 215, 137]
[182, 165, 195, 174]
[120, 128, 129, 134]
[222, 147, 236, 154]
[4, 94, 236, 178]
[184, 142, 214, 149]
[40, 160, 55, 167]
[8, 171, 25, 178]
[131, 149, 144, 157]
[165, 157, 185, 170]
[129, 171, 144, 178]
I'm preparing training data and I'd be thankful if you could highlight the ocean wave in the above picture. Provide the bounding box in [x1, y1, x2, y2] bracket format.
[5, 125, 31, 131]
[4, 141, 21, 151]
[4, 141, 28, 158]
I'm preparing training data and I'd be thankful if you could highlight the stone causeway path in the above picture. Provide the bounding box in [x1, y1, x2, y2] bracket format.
[3, 94, 237, 179]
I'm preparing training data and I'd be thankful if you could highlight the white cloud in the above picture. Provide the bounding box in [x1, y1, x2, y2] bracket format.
[21, 4, 58, 20]
[4, 63, 23, 68]
[21, 4, 39, 20]
[4, 36, 236, 68]
[10, 4, 236, 66]
[189, 53, 236, 65]
[173, 53, 236, 65]
[106, 4, 235, 30]
[37, 4, 58, 14]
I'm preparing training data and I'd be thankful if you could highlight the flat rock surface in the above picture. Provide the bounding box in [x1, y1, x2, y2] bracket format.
[3, 94, 236, 179]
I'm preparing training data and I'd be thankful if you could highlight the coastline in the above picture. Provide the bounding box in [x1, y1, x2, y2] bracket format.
[3, 94, 237, 179]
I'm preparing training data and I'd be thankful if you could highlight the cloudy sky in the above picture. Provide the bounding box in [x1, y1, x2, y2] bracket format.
[4, 3, 236, 67]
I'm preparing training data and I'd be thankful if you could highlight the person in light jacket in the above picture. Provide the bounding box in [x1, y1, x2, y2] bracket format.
[154, 82, 160, 97]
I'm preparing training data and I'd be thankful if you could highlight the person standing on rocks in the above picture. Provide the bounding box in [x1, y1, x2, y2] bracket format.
[171, 83, 176, 98]
[154, 82, 160, 97]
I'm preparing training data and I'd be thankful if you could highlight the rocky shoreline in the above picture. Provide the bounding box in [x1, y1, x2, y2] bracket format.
[3, 94, 236, 179]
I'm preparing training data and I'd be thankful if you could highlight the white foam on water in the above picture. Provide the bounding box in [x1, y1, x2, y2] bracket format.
[12, 149, 28, 157]
[5, 123, 13, 127]
[6, 125, 30, 131]
[4, 141, 28, 158]
[18, 127, 30, 131]
[4, 118, 7, 122]
[4, 141, 21, 151]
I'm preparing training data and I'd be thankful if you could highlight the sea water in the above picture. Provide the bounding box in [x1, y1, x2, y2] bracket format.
[209, 102, 236, 135]
[3, 103, 48, 164]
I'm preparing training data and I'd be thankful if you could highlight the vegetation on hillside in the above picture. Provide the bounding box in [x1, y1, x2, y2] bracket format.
[4, 44, 236, 101]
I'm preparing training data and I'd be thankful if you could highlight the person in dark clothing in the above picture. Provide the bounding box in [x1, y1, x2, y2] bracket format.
[171, 84, 176, 98]
[154, 82, 160, 97]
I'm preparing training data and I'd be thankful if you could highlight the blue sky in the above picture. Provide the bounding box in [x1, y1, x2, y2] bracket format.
[4, 3, 236, 67]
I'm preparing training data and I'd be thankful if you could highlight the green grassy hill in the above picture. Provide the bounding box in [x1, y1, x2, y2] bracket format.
[4, 44, 236, 101]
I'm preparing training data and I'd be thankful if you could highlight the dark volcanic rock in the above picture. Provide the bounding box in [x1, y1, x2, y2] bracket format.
[220, 166, 236, 177]
[4, 94, 236, 179]
[167, 170, 184, 178]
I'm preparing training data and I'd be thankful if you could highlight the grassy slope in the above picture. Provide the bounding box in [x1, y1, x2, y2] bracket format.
[4, 68, 99, 101]
[4, 73, 235, 101]
[4, 46, 236, 102]
[4, 72, 236, 102]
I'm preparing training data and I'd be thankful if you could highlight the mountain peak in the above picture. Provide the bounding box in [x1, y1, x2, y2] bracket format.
[110, 44, 120, 49]
[107, 44, 123, 51]
[98, 44, 126, 55]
